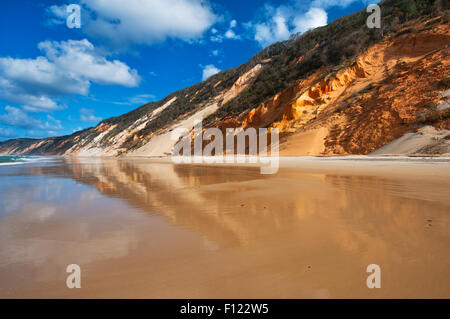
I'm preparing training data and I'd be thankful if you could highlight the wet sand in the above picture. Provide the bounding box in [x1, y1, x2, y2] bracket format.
[0, 157, 449, 298]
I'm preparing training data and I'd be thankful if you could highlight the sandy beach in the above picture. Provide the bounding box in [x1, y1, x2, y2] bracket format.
[0, 156, 449, 298]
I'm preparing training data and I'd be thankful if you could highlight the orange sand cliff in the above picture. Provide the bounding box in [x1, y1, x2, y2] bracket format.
[211, 18, 450, 156]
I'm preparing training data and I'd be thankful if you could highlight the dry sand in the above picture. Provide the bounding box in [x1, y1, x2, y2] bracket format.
[280, 128, 328, 156]
[371, 126, 450, 156]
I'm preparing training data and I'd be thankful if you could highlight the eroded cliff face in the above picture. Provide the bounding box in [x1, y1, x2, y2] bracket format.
[211, 17, 450, 156]
[1, 13, 449, 157]
[0, 63, 264, 157]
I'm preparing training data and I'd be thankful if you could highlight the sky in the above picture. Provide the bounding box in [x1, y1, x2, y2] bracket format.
[0, 0, 372, 141]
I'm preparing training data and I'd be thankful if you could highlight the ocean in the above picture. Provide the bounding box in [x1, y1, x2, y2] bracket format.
[0, 155, 52, 165]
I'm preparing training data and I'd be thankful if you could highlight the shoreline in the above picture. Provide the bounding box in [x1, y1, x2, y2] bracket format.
[62, 154, 450, 182]
[2, 154, 449, 181]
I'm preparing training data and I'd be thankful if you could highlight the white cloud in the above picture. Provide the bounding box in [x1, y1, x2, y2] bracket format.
[254, 8, 292, 46]
[253, 4, 328, 47]
[47, 0, 217, 47]
[113, 94, 156, 106]
[210, 34, 224, 43]
[210, 49, 220, 57]
[128, 94, 156, 105]
[46, 4, 68, 25]
[293, 8, 328, 34]
[0, 106, 62, 131]
[202, 64, 221, 81]
[38, 39, 140, 87]
[209, 18, 241, 42]
[0, 39, 140, 113]
[250, 0, 366, 47]
[311, 0, 365, 9]
[225, 29, 240, 40]
[80, 108, 102, 123]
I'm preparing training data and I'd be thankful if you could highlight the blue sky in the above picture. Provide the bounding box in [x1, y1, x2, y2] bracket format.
[0, 0, 371, 141]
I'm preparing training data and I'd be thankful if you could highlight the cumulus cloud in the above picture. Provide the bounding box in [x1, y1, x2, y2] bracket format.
[38, 39, 140, 87]
[202, 64, 221, 81]
[250, 0, 368, 47]
[253, 5, 327, 47]
[48, 0, 217, 46]
[224, 19, 241, 39]
[225, 29, 240, 40]
[0, 106, 62, 131]
[209, 18, 242, 42]
[254, 7, 292, 46]
[293, 8, 328, 34]
[0, 39, 140, 112]
[46, 4, 69, 25]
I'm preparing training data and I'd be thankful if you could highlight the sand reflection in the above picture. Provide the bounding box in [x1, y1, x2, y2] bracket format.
[0, 158, 449, 298]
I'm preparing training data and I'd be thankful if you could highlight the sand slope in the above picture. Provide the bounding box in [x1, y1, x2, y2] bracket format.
[371, 126, 450, 156]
